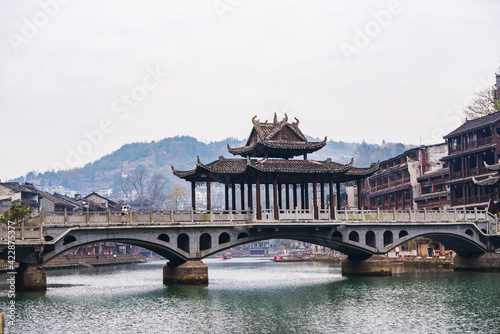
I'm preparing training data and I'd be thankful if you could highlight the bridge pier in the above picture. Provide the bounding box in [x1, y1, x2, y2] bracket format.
[341, 255, 392, 276]
[454, 252, 500, 272]
[15, 263, 47, 292]
[163, 260, 208, 285]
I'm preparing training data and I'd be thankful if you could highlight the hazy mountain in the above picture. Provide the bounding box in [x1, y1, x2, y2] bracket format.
[11, 136, 412, 195]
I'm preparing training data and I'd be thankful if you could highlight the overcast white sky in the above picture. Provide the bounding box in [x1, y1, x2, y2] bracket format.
[1, 0, 500, 180]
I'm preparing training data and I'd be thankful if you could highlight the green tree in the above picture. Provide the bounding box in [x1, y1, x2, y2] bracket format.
[0, 203, 32, 225]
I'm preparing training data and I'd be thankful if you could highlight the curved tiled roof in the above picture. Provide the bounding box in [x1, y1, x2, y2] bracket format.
[444, 111, 500, 139]
[172, 156, 378, 184]
[473, 176, 500, 186]
[228, 114, 326, 158]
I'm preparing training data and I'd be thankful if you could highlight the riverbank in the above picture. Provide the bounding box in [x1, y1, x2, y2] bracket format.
[314, 254, 454, 270]
[0, 254, 147, 273]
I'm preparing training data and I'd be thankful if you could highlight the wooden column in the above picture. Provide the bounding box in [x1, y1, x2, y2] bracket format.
[240, 183, 245, 211]
[285, 184, 290, 210]
[231, 183, 236, 210]
[191, 181, 196, 210]
[320, 183, 325, 210]
[278, 183, 283, 209]
[300, 183, 305, 209]
[313, 181, 318, 220]
[293, 184, 298, 209]
[357, 179, 362, 210]
[206, 180, 211, 211]
[248, 182, 253, 210]
[329, 180, 334, 219]
[336, 182, 341, 210]
[273, 177, 279, 220]
[256, 177, 262, 220]
[304, 183, 309, 209]
[265, 183, 270, 210]
[224, 183, 229, 211]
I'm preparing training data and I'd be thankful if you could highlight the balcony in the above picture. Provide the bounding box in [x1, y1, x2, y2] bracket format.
[451, 166, 491, 179]
[449, 136, 494, 153]
[451, 194, 491, 206]
[370, 177, 411, 192]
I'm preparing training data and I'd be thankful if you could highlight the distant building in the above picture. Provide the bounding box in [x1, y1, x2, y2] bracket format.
[84, 192, 119, 211]
[0, 182, 41, 214]
[364, 144, 448, 210]
[38, 191, 82, 213]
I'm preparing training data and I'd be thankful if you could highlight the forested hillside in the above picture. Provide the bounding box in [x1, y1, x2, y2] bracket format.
[11, 136, 412, 195]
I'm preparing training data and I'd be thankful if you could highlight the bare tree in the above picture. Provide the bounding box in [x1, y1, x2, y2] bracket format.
[463, 86, 500, 120]
[121, 168, 169, 210]
[168, 184, 187, 210]
[148, 173, 169, 209]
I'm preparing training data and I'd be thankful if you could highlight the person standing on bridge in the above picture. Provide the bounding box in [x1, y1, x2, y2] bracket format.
[427, 245, 432, 257]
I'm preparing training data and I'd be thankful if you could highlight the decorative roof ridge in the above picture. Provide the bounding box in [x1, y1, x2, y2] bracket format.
[484, 160, 500, 170]
[265, 113, 289, 140]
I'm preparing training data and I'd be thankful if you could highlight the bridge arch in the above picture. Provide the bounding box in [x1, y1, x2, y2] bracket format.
[349, 231, 359, 242]
[178, 233, 190, 253]
[200, 233, 212, 251]
[219, 232, 230, 244]
[366, 231, 376, 248]
[63, 235, 76, 245]
[383, 231, 393, 246]
[158, 233, 170, 243]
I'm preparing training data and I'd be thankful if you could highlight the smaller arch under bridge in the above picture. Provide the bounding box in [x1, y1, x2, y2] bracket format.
[1, 208, 499, 265]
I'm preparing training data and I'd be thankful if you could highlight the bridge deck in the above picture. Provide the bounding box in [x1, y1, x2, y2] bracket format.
[1, 208, 498, 242]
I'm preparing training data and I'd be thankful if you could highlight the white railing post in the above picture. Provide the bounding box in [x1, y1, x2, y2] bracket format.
[393, 208, 397, 221]
[210, 209, 214, 222]
[361, 208, 364, 221]
[439, 207, 442, 221]
[334, 206, 338, 221]
[190, 208, 194, 223]
[474, 207, 478, 221]
[344, 210, 348, 221]
[170, 209, 174, 223]
[377, 207, 380, 221]
[424, 208, 427, 221]
[408, 208, 412, 221]
[295, 209, 299, 221]
[453, 208, 457, 221]
[21, 221, 24, 240]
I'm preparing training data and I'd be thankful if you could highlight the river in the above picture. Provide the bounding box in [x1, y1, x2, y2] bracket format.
[1, 258, 500, 334]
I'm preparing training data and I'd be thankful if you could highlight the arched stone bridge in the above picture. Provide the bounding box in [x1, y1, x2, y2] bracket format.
[2, 208, 499, 265]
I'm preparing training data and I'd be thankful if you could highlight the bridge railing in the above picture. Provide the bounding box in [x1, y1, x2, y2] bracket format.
[1, 207, 496, 242]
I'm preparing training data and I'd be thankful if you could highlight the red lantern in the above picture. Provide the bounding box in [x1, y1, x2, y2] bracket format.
[453, 159, 455, 162]
[468, 155, 470, 159]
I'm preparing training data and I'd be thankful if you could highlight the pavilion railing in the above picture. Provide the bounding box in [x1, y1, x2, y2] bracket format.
[0, 208, 496, 241]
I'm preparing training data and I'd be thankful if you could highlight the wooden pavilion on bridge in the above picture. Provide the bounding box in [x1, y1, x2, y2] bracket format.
[172, 114, 379, 220]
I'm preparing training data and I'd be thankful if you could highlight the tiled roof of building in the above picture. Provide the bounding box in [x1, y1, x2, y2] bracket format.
[38, 191, 79, 209]
[172, 157, 379, 183]
[417, 167, 449, 181]
[414, 190, 449, 201]
[444, 111, 500, 139]
[227, 114, 326, 158]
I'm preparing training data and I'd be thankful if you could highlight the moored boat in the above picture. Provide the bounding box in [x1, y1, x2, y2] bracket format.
[272, 250, 313, 262]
